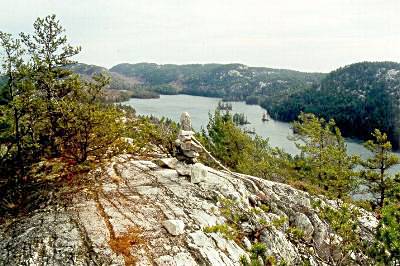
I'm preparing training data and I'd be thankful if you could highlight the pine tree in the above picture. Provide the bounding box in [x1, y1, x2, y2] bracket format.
[291, 113, 359, 198]
[1, 14, 126, 176]
[370, 175, 400, 264]
[200, 110, 288, 180]
[20, 14, 81, 156]
[360, 129, 400, 208]
[0, 31, 34, 178]
[58, 74, 123, 162]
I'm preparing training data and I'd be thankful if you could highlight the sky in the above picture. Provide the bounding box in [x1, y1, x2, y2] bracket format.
[1, 0, 399, 72]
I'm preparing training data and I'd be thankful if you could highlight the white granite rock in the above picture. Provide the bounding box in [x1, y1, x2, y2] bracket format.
[163, 220, 185, 236]
[294, 212, 314, 241]
[155, 252, 197, 266]
[190, 163, 208, 183]
[154, 158, 179, 169]
[0, 154, 378, 265]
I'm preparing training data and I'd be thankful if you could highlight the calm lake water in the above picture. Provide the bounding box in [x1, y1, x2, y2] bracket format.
[122, 94, 400, 173]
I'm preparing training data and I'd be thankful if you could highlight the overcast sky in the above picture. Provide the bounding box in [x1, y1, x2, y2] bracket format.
[1, 0, 399, 72]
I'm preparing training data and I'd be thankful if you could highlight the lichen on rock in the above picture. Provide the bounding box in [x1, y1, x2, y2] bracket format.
[0, 154, 377, 265]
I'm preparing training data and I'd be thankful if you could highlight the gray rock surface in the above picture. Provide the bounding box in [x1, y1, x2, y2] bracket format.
[163, 220, 185, 236]
[294, 212, 314, 241]
[154, 158, 179, 169]
[190, 163, 208, 184]
[0, 154, 378, 265]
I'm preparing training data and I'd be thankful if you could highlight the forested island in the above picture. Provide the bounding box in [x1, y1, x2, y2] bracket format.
[0, 14, 400, 266]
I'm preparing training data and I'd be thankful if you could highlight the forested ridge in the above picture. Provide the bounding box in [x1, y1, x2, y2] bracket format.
[67, 62, 324, 101]
[109, 62, 324, 100]
[70, 61, 400, 149]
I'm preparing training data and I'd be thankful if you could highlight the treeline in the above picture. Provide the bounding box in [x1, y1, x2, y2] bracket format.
[70, 62, 323, 102]
[109, 62, 324, 100]
[198, 110, 400, 265]
[232, 113, 249, 125]
[67, 63, 162, 101]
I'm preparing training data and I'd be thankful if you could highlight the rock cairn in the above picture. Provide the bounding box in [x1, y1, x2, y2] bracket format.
[175, 112, 202, 163]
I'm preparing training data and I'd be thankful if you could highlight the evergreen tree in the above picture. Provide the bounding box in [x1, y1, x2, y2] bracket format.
[58, 74, 124, 162]
[199, 110, 289, 181]
[360, 129, 400, 208]
[314, 200, 365, 265]
[370, 176, 400, 265]
[291, 113, 359, 198]
[0, 31, 34, 178]
[0, 14, 125, 178]
[20, 14, 81, 156]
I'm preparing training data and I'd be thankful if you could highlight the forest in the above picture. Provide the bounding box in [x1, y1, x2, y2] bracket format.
[262, 62, 400, 150]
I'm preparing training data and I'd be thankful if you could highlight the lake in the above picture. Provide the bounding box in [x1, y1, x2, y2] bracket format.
[122, 94, 400, 173]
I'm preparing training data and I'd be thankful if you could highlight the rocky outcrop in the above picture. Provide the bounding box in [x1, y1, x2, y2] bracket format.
[0, 154, 377, 265]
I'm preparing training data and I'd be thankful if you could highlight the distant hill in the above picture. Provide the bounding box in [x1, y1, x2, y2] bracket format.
[70, 62, 325, 104]
[67, 63, 143, 90]
[264, 62, 400, 149]
[67, 63, 158, 101]
[109, 63, 325, 101]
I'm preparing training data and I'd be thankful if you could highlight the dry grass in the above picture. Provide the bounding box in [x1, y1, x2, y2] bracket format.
[109, 227, 144, 266]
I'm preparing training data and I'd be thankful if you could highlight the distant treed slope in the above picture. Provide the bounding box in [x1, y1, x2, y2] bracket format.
[264, 62, 400, 149]
[68, 63, 142, 90]
[110, 63, 325, 101]
[67, 63, 159, 100]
